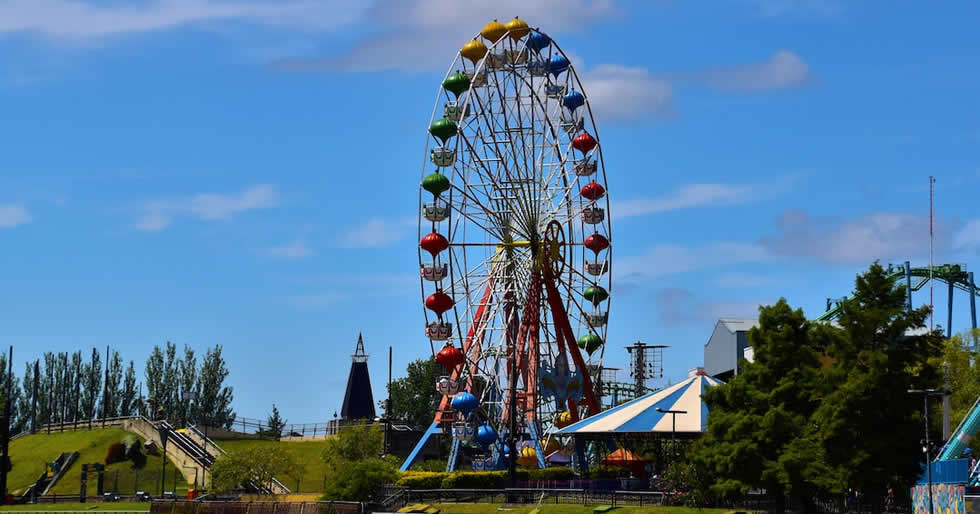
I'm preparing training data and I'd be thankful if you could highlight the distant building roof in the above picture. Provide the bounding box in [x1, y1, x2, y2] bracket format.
[718, 318, 759, 333]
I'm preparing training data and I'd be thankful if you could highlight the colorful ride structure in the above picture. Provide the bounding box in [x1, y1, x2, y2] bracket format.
[404, 18, 612, 473]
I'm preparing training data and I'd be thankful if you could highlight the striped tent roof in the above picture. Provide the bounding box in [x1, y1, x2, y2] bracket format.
[557, 372, 724, 434]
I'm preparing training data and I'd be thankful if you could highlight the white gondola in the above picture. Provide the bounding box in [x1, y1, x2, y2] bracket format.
[471, 455, 494, 471]
[423, 203, 450, 222]
[426, 321, 453, 341]
[505, 50, 527, 66]
[582, 207, 605, 224]
[560, 115, 584, 134]
[435, 376, 460, 397]
[421, 262, 449, 281]
[528, 59, 548, 77]
[431, 147, 456, 167]
[453, 421, 475, 441]
[487, 51, 507, 71]
[573, 159, 598, 176]
[586, 312, 608, 328]
[545, 84, 567, 99]
[444, 101, 470, 122]
[465, 70, 488, 87]
[585, 260, 608, 276]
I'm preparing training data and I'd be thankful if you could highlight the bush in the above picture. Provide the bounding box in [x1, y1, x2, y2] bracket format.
[527, 467, 576, 481]
[411, 459, 447, 472]
[323, 459, 398, 502]
[586, 465, 631, 479]
[397, 471, 448, 489]
[440, 470, 529, 489]
[105, 442, 127, 465]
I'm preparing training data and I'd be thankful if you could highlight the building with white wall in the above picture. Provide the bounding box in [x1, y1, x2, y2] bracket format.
[703, 318, 758, 381]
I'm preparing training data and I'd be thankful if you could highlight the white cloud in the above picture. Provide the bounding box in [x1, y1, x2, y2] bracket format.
[579, 65, 673, 121]
[656, 288, 768, 327]
[266, 240, 314, 259]
[614, 183, 753, 219]
[135, 184, 279, 231]
[715, 272, 780, 288]
[615, 242, 772, 283]
[954, 220, 980, 251]
[274, 0, 619, 73]
[338, 216, 416, 248]
[695, 50, 811, 91]
[758, 209, 949, 264]
[0, 204, 32, 228]
[0, 0, 365, 40]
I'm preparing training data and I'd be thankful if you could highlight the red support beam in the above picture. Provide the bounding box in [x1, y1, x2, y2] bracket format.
[542, 266, 600, 416]
[433, 281, 494, 424]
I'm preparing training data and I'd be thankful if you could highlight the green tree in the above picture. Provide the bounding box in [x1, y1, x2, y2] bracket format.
[104, 350, 123, 418]
[197, 345, 235, 428]
[321, 422, 395, 500]
[81, 348, 102, 422]
[178, 345, 196, 426]
[929, 330, 980, 449]
[263, 404, 287, 440]
[814, 262, 943, 511]
[384, 357, 439, 427]
[322, 422, 385, 469]
[120, 361, 138, 417]
[696, 299, 831, 513]
[209, 445, 304, 493]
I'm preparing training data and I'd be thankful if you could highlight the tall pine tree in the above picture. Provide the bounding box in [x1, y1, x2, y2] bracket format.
[81, 348, 102, 424]
[121, 361, 138, 417]
[198, 345, 235, 428]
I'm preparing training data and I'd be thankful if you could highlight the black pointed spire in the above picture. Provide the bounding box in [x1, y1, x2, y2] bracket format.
[341, 332, 376, 420]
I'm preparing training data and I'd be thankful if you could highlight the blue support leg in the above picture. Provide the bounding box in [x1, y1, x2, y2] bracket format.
[400, 422, 441, 472]
[447, 436, 461, 472]
[527, 423, 547, 468]
[905, 261, 913, 312]
[969, 272, 977, 334]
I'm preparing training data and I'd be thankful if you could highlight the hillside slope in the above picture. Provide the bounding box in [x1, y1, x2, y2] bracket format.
[9, 429, 191, 497]
[214, 439, 331, 493]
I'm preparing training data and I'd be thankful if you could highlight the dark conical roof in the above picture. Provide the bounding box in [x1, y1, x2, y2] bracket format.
[341, 333, 376, 420]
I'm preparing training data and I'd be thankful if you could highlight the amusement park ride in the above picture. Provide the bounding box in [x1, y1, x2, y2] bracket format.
[403, 18, 612, 473]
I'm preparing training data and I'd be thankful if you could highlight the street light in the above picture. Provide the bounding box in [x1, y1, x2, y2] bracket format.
[657, 407, 687, 461]
[909, 388, 944, 514]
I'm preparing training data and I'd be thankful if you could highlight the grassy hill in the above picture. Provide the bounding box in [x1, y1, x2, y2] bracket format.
[9, 428, 191, 497]
[213, 438, 331, 493]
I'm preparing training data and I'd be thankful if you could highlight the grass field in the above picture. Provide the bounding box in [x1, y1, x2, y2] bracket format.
[0, 502, 149, 512]
[9, 429, 191, 497]
[212, 439, 331, 493]
[431, 505, 735, 514]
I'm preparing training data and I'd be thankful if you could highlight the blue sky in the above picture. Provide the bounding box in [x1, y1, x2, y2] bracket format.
[2, 0, 979, 423]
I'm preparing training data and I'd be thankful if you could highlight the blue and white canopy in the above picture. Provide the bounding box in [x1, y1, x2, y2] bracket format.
[558, 372, 724, 434]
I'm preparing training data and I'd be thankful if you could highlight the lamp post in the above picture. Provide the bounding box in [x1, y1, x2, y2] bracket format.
[657, 407, 687, 462]
[909, 388, 944, 514]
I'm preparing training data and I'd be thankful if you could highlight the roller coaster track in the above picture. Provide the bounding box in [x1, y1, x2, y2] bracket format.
[815, 262, 978, 335]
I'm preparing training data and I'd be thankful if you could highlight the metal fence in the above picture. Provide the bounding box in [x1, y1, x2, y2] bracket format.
[149, 501, 363, 514]
[399, 488, 667, 507]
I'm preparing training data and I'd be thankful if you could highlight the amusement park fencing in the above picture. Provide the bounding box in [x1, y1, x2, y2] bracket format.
[218, 417, 413, 440]
[380, 486, 914, 513]
[148, 500, 365, 514]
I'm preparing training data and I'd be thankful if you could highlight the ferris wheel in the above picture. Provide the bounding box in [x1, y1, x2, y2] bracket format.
[414, 17, 612, 471]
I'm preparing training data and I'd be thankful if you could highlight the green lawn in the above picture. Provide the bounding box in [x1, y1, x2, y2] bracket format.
[0, 502, 149, 512]
[212, 439, 332, 493]
[432, 506, 734, 514]
[9, 429, 192, 497]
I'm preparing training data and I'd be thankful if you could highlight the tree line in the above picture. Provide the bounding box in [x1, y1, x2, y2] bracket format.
[0, 341, 236, 433]
[685, 263, 963, 513]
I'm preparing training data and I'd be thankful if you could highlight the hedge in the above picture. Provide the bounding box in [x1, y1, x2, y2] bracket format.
[396, 471, 447, 489]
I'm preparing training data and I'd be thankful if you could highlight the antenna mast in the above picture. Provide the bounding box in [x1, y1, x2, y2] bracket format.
[930, 176, 935, 330]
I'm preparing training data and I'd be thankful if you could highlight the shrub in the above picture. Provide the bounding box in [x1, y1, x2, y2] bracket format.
[527, 466, 576, 481]
[105, 442, 127, 465]
[440, 470, 529, 489]
[411, 459, 447, 472]
[323, 459, 398, 502]
[397, 471, 448, 489]
[586, 465, 631, 479]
